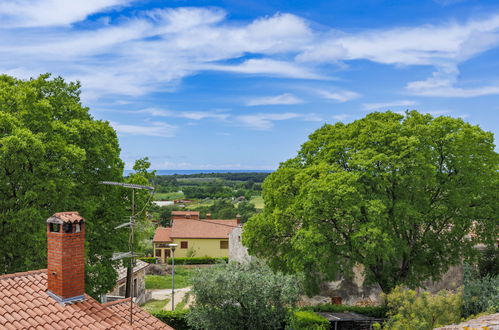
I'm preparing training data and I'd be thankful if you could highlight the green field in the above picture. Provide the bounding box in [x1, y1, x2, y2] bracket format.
[250, 195, 264, 209]
[153, 191, 184, 201]
[145, 266, 194, 290]
[140, 299, 170, 313]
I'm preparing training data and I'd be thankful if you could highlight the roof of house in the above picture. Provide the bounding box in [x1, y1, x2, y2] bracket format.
[435, 313, 499, 329]
[153, 227, 172, 243]
[116, 260, 150, 282]
[0, 269, 173, 330]
[170, 219, 238, 239]
[104, 298, 173, 330]
[171, 211, 199, 216]
[47, 211, 84, 224]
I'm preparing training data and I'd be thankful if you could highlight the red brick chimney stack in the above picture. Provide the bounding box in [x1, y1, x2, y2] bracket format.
[236, 214, 241, 226]
[46, 211, 85, 304]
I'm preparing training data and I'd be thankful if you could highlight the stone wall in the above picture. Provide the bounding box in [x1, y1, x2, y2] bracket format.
[229, 226, 252, 264]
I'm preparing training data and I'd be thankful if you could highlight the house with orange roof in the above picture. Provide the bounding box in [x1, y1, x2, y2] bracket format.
[153, 211, 239, 263]
[0, 211, 173, 330]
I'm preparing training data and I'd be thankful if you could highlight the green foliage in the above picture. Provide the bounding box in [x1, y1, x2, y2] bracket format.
[186, 261, 300, 330]
[141, 299, 169, 313]
[303, 304, 388, 319]
[289, 311, 329, 330]
[145, 267, 194, 289]
[166, 256, 228, 265]
[0, 74, 128, 298]
[383, 286, 462, 330]
[151, 310, 190, 330]
[462, 263, 499, 317]
[138, 257, 157, 264]
[243, 111, 499, 293]
[477, 246, 499, 277]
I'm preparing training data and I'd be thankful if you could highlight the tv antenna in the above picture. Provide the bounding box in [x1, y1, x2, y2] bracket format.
[100, 181, 154, 325]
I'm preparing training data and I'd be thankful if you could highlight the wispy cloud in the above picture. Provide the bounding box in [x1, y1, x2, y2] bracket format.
[317, 89, 360, 102]
[236, 113, 302, 130]
[109, 121, 177, 137]
[363, 100, 417, 111]
[246, 93, 303, 106]
[0, 0, 133, 27]
[139, 108, 229, 120]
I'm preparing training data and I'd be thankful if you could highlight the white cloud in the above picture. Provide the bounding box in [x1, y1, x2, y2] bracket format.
[109, 121, 177, 137]
[236, 113, 302, 130]
[157, 160, 274, 170]
[0, 0, 133, 27]
[332, 114, 350, 121]
[363, 100, 417, 111]
[246, 93, 303, 106]
[139, 108, 229, 120]
[317, 89, 360, 102]
[204, 59, 326, 80]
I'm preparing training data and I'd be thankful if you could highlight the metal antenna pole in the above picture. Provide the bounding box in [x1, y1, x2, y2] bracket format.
[130, 189, 134, 325]
[171, 248, 175, 311]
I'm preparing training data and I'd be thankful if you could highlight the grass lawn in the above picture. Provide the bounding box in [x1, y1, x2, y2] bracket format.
[250, 195, 264, 209]
[145, 266, 194, 290]
[140, 299, 169, 313]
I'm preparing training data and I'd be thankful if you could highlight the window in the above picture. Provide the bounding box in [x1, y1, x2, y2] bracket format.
[49, 223, 60, 232]
[165, 249, 171, 258]
[63, 223, 73, 233]
[155, 249, 161, 257]
[180, 241, 188, 249]
[220, 240, 228, 249]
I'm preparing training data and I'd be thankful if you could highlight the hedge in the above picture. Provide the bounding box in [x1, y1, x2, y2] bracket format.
[302, 304, 388, 319]
[289, 310, 329, 330]
[152, 310, 191, 330]
[138, 257, 157, 264]
[166, 257, 228, 265]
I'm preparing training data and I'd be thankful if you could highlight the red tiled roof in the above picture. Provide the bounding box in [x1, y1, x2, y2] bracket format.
[172, 211, 199, 216]
[104, 298, 173, 329]
[51, 211, 84, 223]
[153, 227, 172, 243]
[0, 269, 173, 329]
[170, 219, 238, 239]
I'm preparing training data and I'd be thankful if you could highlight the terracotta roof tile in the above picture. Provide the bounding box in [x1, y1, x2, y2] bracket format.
[50, 211, 84, 223]
[104, 298, 174, 329]
[153, 227, 172, 242]
[0, 269, 173, 329]
[172, 211, 199, 216]
[170, 218, 238, 239]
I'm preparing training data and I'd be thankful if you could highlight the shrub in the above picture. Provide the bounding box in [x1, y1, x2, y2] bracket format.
[289, 310, 329, 330]
[152, 310, 190, 330]
[462, 263, 499, 318]
[138, 257, 157, 264]
[383, 286, 461, 330]
[304, 304, 388, 319]
[167, 257, 228, 265]
[186, 260, 300, 330]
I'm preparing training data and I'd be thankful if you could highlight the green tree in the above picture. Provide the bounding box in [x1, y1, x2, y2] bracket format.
[187, 261, 300, 330]
[383, 286, 462, 330]
[0, 74, 128, 298]
[237, 200, 257, 223]
[243, 111, 498, 293]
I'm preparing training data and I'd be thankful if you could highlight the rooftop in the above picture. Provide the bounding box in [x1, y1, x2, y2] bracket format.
[116, 260, 150, 282]
[0, 269, 172, 329]
[153, 227, 172, 243]
[153, 218, 238, 242]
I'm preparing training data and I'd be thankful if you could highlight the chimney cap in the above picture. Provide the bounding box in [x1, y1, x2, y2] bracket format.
[47, 211, 84, 224]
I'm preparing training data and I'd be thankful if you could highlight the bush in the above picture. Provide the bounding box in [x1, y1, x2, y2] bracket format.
[186, 261, 300, 330]
[383, 286, 461, 330]
[289, 310, 329, 330]
[167, 257, 228, 265]
[304, 304, 388, 319]
[152, 310, 190, 330]
[138, 257, 157, 264]
[462, 263, 499, 318]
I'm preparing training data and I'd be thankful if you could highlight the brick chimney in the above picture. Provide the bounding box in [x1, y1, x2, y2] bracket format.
[46, 211, 85, 304]
[206, 213, 211, 219]
[236, 214, 242, 226]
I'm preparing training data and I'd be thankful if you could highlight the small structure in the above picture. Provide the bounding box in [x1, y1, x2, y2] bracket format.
[152, 200, 174, 207]
[104, 260, 150, 305]
[0, 211, 173, 329]
[229, 225, 252, 264]
[153, 211, 238, 263]
[317, 311, 384, 330]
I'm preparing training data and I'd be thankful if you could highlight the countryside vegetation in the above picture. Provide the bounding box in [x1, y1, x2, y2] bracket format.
[1, 74, 498, 329]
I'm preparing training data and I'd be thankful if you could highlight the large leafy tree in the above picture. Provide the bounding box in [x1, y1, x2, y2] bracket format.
[243, 111, 498, 293]
[0, 74, 128, 297]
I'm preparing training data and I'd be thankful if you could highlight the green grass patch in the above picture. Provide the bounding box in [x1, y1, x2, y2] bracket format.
[250, 195, 264, 209]
[145, 266, 194, 290]
[141, 299, 170, 314]
[154, 191, 185, 200]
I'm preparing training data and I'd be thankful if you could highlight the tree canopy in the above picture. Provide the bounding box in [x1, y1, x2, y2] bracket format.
[243, 111, 498, 293]
[0, 74, 128, 297]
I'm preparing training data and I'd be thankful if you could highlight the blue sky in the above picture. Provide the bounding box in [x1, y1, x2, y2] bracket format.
[1, 0, 499, 170]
